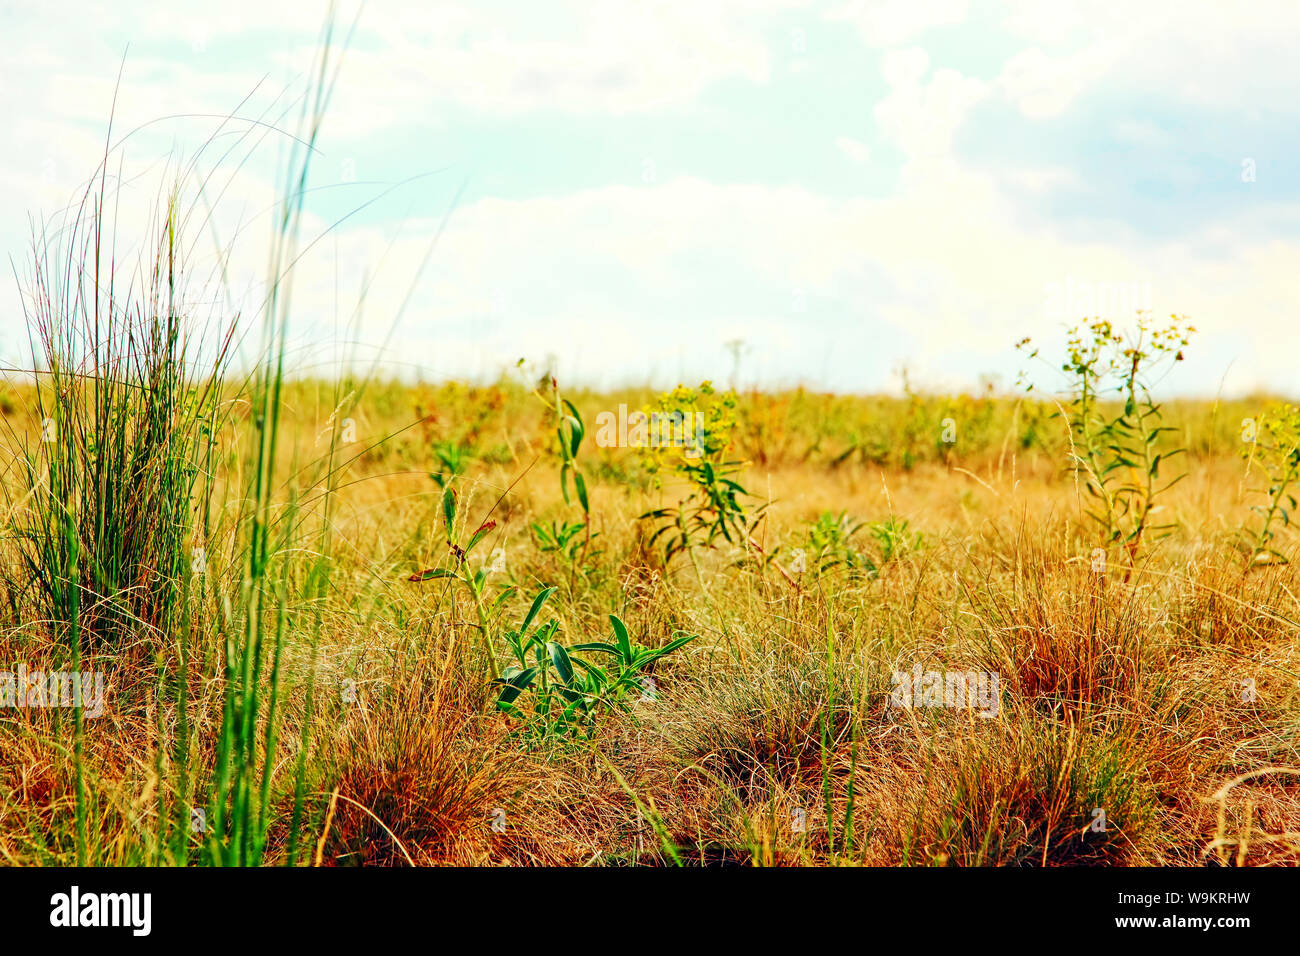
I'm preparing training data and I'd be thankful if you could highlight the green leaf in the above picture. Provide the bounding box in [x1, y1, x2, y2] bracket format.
[408, 567, 456, 582]
[495, 666, 539, 706]
[609, 614, 633, 662]
[572, 641, 621, 657]
[574, 471, 590, 513]
[441, 486, 457, 540]
[658, 633, 698, 655]
[563, 399, 585, 455]
[548, 641, 575, 685]
[466, 520, 498, 554]
[572, 655, 609, 677]
[1156, 473, 1188, 494]
[559, 688, 585, 707]
[521, 586, 557, 636]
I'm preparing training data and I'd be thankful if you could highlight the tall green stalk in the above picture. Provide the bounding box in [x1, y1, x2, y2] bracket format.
[203, 12, 351, 867]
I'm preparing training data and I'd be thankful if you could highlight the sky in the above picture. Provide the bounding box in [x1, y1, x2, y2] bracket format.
[1, 0, 1297, 396]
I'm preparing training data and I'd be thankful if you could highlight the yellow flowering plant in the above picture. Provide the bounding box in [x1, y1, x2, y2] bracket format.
[638, 382, 764, 566]
[1241, 403, 1300, 570]
[1018, 314, 1194, 570]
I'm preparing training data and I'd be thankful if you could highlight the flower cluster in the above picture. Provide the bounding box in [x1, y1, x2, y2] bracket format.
[639, 381, 740, 481]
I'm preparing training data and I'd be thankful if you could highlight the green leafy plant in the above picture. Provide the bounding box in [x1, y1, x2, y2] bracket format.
[1241, 404, 1300, 570]
[868, 516, 923, 565]
[408, 486, 511, 680]
[1019, 314, 1194, 568]
[531, 377, 590, 517]
[531, 519, 588, 562]
[791, 512, 922, 582]
[530, 519, 603, 593]
[494, 587, 697, 738]
[430, 439, 472, 490]
[802, 511, 876, 579]
[528, 377, 595, 579]
[639, 383, 765, 567]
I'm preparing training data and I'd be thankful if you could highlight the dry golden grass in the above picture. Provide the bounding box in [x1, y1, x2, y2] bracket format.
[1, 382, 1297, 866]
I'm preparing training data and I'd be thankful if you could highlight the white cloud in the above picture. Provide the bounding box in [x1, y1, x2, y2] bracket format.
[6, 132, 1299, 395]
[835, 136, 872, 163]
[350, 2, 780, 119]
[995, 46, 1100, 120]
[0, 0, 811, 149]
[168, 172, 1300, 394]
[3, 0, 1300, 396]
[1001, 165, 1078, 194]
[873, 50, 987, 184]
[880, 47, 931, 88]
[995, 0, 1300, 115]
[827, 0, 969, 48]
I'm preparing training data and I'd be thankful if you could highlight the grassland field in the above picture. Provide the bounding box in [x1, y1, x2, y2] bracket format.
[2, 372, 1297, 867]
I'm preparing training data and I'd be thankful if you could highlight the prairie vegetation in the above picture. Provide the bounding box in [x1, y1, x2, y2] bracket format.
[1, 36, 1297, 867]
[2, 360, 1298, 865]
